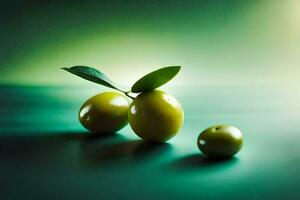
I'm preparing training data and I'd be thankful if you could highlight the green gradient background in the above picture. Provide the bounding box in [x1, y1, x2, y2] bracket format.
[1, 1, 300, 200]
[1, 0, 299, 87]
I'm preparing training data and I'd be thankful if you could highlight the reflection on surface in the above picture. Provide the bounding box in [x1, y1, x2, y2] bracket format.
[166, 153, 239, 173]
[0, 131, 173, 169]
[80, 135, 173, 167]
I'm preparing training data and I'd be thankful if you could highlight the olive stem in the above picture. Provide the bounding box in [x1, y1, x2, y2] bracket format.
[124, 91, 135, 100]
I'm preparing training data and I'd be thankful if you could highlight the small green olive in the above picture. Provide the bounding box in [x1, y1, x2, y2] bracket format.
[197, 124, 243, 158]
[79, 92, 130, 134]
[128, 90, 184, 142]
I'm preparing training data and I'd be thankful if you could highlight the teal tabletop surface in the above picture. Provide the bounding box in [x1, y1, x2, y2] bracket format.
[1, 85, 299, 200]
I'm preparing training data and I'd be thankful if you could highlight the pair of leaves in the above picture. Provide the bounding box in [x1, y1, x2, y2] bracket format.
[62, 65, 181, 93]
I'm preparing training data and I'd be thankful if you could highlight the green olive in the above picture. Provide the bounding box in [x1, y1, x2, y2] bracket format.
[197, 124, 243, 158]
[79, 92, 130, 134]
[128, 90, 184, 142]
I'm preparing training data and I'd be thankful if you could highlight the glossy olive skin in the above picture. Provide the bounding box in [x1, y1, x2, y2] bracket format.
[128, 90, 184, 142]
[79, 92, 130, 134]
[197, 124, 243, 158]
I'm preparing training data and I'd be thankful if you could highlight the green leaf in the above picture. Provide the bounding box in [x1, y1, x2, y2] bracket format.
[62, 66, 124, 91]
[131, 66, 181, 93]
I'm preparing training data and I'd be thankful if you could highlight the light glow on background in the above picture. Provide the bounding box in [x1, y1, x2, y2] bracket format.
[0, 0, 299, 87]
